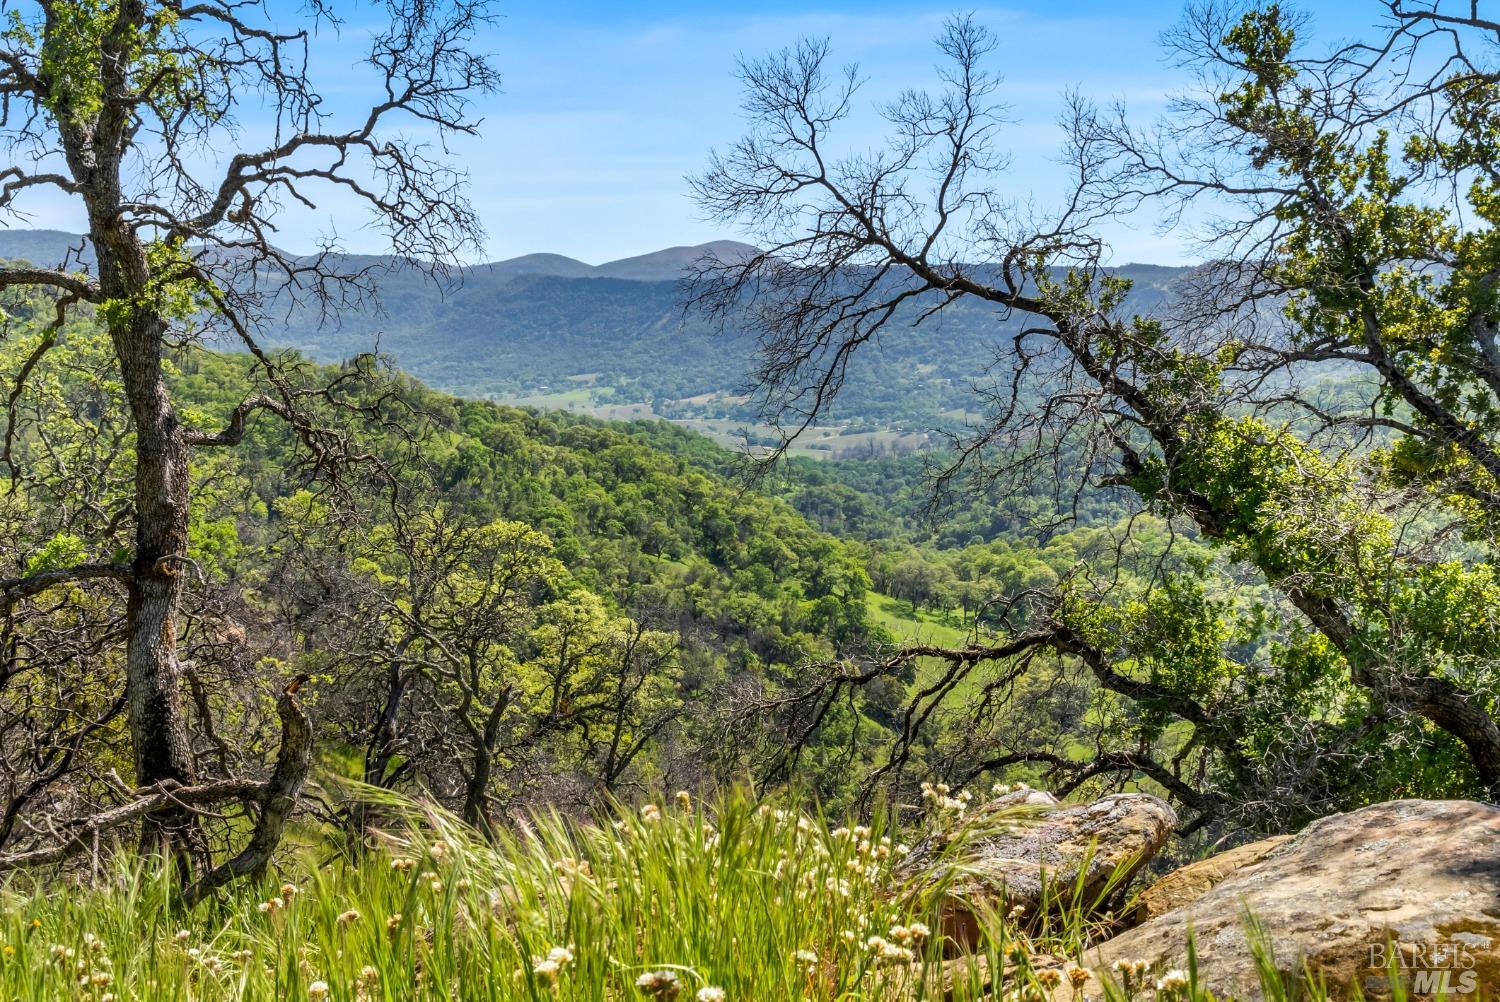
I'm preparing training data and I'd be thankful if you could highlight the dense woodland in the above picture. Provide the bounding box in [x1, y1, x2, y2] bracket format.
[0, 281, 1487, 862]
[0, 290, 1205, 832]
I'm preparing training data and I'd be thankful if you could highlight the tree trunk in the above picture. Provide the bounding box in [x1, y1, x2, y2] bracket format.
[461, 750, 492, 836]
[462, 700, 508, 841]
[364, 652, 413, 790]
[46, 0, 203, 873]
[183, 678, 312, 906]
[348, 659, 410, 847]
[92, 222, 203, 870]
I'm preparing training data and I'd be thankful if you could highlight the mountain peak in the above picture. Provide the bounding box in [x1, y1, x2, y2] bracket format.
[594, 241, 758, 282]
[484, 252, 597, 280]
[476, 241, 758, 282]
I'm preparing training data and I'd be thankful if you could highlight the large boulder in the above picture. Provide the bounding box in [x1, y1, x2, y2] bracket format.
[1093, 800, 1500, 1000]
[1126, 834, 1294, 925]
[932, 792, 1177, 952]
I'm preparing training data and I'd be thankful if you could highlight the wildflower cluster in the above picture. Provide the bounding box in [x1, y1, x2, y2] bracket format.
[635, 969, 681, 997]
[50, 933, 115, 998]
[861, 921, 929, 964]
[517, 944, 575, 988]
[1112, 957, 1153, 992]
[919, 781, 972, 815]
[920, 781, 977, 846]
[764, 814, 904, 914]
[1156, 968, 1190, 993]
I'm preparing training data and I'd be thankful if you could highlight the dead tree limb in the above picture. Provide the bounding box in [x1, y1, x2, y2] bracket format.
[183, 675, 313, 906]
[0, 676, 312, 902]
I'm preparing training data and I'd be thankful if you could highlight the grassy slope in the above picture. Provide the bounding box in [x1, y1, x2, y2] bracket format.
[867, 595, 1121, 773]
[0, 793, 1364, 1002]
[864, 594, 970, 649]
[0, 797, 1047, 1002]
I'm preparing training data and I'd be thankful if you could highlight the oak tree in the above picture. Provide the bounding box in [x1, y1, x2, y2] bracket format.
[693, 3, 1500, 830]
[0, 0, 496, 880]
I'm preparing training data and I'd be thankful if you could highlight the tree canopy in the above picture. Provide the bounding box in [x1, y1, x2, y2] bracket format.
[0, 0, 496, 888]
[690, 1, 1500, 832]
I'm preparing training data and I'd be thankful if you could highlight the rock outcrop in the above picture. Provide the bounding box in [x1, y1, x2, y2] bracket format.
[931, 792, 1177, 952]
[1126, 834, 1293, 925]
[1092, 800, 1500, 1000]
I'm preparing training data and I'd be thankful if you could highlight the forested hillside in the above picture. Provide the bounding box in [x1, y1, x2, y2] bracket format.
[5, 267, 1470, 850]
[2, 296, 909, 823]
[0, 281, 1317, 838]
[0, 230, 1186, 447]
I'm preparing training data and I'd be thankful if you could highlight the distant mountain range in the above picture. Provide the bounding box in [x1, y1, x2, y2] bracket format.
[0, 229, 758, 283]
[486, 240, 760, 282]
[0, 229, 1188, 454]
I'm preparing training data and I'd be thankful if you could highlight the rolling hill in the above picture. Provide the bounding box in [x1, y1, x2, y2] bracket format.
[0, 229, 1188, 453]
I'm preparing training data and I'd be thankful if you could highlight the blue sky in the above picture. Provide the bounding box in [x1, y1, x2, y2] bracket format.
[459, 0, 1203, 264]
[446, 0, 1384, 265]
[470, 2, 1179, 262]
[21, 0, 1384, 266]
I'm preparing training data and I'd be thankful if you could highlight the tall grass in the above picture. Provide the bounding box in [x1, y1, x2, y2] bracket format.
[0, 791, 1418, 1001]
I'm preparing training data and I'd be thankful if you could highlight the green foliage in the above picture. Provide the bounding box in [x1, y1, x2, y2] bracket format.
[12, 0, 199, 126]
[1134, 414, 1391, 595]
[166, 339, 890, 802]
[20, 533, 87, 575]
